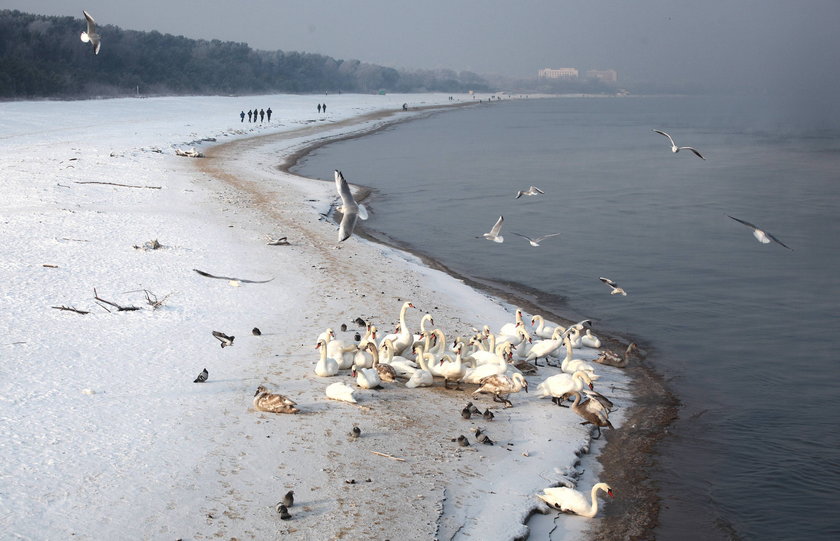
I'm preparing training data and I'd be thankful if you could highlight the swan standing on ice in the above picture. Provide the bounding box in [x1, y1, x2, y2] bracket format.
[537, 482, 614, 517]
[531, 314, 563, 339]
[536, 370, 594, 406]
[314, 339, 339, 377]
[599, 277, 627, 296]
[334, 170, 368, 242]
[580, 329, 602, 349]
[727, 215, 793, 250]
[440, 342, 467, 390]
[480, 216, 505, 243]
[652, 129, 705, 159]
[405, 345, 435, 388]
[80, 10, 101, 55]
[391, 301, 416, 356]
[515, 185, 544, 199]
[512, 232, 561, 247]
[253, 385, 299, 414]
[472, 372, 528, 408]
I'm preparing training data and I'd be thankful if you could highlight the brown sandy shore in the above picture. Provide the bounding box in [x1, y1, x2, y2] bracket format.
[196, 102, 678, 540]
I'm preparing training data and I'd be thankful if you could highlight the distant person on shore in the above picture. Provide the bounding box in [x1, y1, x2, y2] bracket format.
[402, 103, 407, 111]
[240, 110, 245, 122]
[259, 109, 265, 122]
[253, 106, 258, 122]
[322, 103, 327, 113]
[247, 110, 252, 122]
[266, 107, 272, 121]
[317, 103, 322, 113]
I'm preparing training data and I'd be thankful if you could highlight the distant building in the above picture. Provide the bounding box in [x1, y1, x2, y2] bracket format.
[585, 69, 618, 84]
[538, 68, 579, 80]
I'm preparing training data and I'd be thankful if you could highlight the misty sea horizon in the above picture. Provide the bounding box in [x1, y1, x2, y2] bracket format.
[292, 95, 840, 540]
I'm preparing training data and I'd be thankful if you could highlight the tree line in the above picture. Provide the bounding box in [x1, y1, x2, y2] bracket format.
[0, 10, 491, 99]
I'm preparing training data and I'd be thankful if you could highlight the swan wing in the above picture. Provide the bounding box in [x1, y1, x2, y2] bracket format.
[541, 486, 589, 514]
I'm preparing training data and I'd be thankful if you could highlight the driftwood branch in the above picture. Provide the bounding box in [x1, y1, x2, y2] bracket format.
[52, 305, 89, 314]
[143, 289, 172, 310]
[74, 181, 161, 190]
[370, 451, 406, 462]
[93, 288, 141, 311]
[193, 268, 275, 284]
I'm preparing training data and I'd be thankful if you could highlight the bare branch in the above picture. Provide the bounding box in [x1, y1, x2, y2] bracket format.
[93, 288, 141, 311]
[74, 181, 161, 189]
[52, 305, 89, 314]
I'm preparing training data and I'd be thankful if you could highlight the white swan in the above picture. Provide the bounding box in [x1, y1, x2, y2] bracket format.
[325, 381, 357, 403]
[391, 301, 416, 356]
[535, 370, 594, 405]
[531, 314, 564, 340]
[378, 339, 418, 377]
[472, 372, 528, 408]
[440, 343, 467, 390]
[352, 325, 378, 368]
[498, 308, 525, 337]
[352, 363, 382, 389]
[525, 327, 566, 365]
[314, 339, 339, 377]
[558, 335, 598, 376]
[537, 482, 614, 517]
[580, 329, 602, 349]
[405, 346, 434, 388]
[324, 330, 357, 369]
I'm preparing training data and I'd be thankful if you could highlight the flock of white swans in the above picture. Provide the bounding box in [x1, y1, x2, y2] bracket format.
[253, 300, 638, 518]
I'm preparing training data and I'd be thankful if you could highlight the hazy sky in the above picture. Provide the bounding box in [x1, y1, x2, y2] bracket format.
[6, 0, 840, 93]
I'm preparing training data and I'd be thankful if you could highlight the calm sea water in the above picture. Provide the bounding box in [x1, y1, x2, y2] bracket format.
[293, 96, 840, 540]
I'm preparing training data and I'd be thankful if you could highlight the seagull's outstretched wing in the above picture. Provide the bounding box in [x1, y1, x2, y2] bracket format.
[765, 231, 792, 250]
[530, 186, 545, 194]
[83, 10, 96, 34]
[489, 215, 504, 236]
[599, 277, 619, 287]
[727, 215, 759, 230]
[681, 146, 706, 160]
[652, 129, 675, 146]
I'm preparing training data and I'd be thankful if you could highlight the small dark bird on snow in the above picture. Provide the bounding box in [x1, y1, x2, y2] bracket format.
[354, 332, 361, 342]
[457, 435, 470, 447]
[349, 425, 361, 439]
[282, 490, 294, 507]
[467, 401, 480, 414]
[212, 330, 235, 348]
[252, 327, 262, 336]
[461, 406, 472, 419]
[276, 503, 291, 520]
[340, 323, 348, 332]
[474, 428, 494, 445]
[354, 317, 366, 327]
[483, 408, 495, 421]
[193, 368, 208, 383]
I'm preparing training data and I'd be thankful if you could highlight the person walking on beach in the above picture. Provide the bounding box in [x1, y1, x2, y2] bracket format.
[322, 103, 327, 113]
[247, 109, 253, 122]
[259, 109, 265, 122]
[317, 103, 322, 114]
[240, 110, 245, 122]
[253, 106, 258, 122]
[266, 107, 272, 122]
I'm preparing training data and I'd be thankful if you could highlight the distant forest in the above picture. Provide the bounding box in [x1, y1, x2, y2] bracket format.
[0, 10, 491, 99]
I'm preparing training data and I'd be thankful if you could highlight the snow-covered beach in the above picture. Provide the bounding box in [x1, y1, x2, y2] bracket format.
[1, 93, 634, 540]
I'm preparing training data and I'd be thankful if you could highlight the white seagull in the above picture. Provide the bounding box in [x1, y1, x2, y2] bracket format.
[515, 185, 545, 199]
[727, 215, 792, 250]
[80, 10, 101, 55]
[334, 170, 368, 242]
[480, 216, 505, 243]
[599, 277, 627, 296]
[513, 232, 561, 247]
[652, 129, 705, 159]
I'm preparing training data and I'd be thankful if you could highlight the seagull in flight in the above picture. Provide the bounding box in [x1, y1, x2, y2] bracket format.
[599, 277, 627, 296]
[515, 186, 545, 199]
[480, 216, 505, 243]
[652, 130, 705, 159]
[80, 10, 101, 55]
[334, 170, 368, 242]
[727, 215, 792, 250]
[512, 232, 561, 247]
